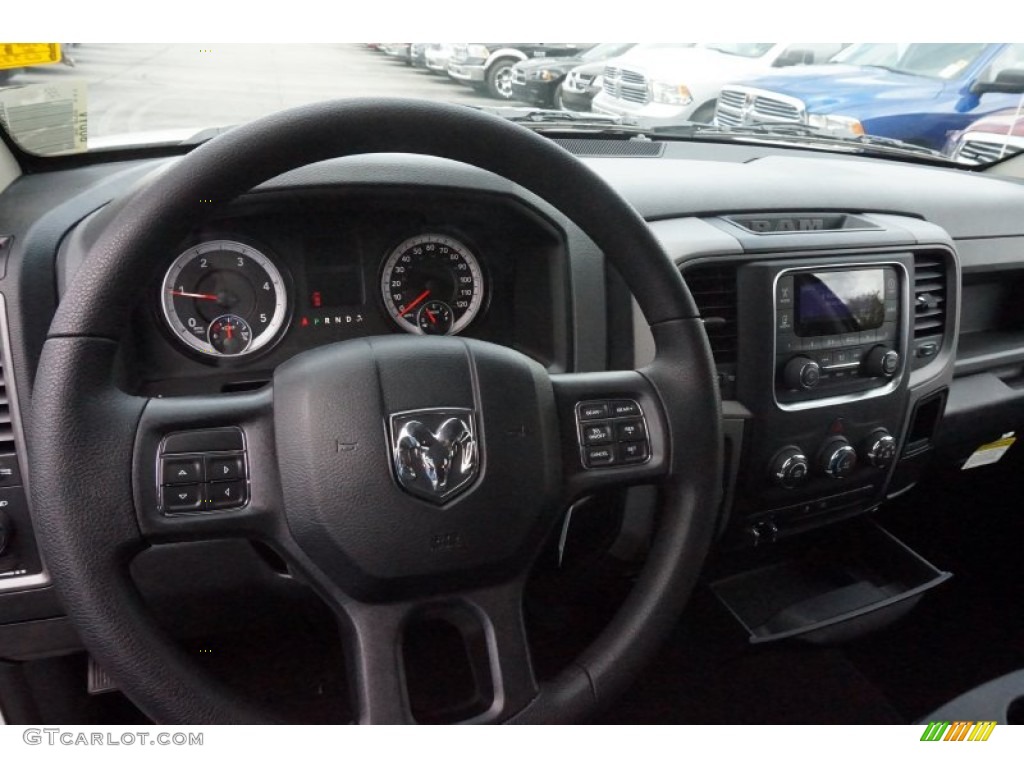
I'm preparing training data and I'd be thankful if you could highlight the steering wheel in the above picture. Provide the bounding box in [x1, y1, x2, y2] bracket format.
[28, 99, 721, 724]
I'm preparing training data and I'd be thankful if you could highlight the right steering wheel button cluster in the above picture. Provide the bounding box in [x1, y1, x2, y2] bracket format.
[576, 400, 651, 469]
[159, 428, 249, 514]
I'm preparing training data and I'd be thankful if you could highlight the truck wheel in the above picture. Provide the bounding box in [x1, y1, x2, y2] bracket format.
[486, 58, 518, 100]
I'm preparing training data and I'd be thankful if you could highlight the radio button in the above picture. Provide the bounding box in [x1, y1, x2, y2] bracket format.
[864, 346, 900, 378]
[776, 276, 794, 308]
[884, 272, 899, 298]
[776, 311, 794, 333]
[884, 301, 899, 321]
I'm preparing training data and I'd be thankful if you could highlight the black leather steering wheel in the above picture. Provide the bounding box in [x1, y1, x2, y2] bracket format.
[28, 99, 721, 724]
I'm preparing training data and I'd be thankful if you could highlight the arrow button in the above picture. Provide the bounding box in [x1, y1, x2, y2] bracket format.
[162, 459, 202, 485]
[163, 484, 201, 512]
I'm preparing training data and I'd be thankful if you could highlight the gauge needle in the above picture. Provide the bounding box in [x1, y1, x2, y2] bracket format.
[398, 289, 431, 318]
[225, 323, 234, 341]
[425, 308, 437, 324]
[169, 289, 219, 301]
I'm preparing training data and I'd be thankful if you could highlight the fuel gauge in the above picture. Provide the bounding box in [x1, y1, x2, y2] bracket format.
[208, 314, 253, 356]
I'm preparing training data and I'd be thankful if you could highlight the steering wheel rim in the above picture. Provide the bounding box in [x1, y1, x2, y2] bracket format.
[28, 99, 722, 724]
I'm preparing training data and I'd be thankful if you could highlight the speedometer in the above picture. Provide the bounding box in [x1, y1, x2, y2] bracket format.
[160, 239, 288, 358]
[381, 234, 485, 335]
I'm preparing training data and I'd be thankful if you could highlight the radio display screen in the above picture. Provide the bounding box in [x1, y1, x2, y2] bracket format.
[795, 270, 886, 337]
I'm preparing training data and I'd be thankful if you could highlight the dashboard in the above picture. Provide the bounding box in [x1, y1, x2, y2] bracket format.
[3, 131, 1024, 719]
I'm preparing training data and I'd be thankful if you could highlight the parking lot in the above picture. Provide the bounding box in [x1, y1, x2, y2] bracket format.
[9, 44, 524, 142]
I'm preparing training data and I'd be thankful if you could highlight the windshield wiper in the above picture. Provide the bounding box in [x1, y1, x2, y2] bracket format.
[651, 121, 948, 161]
[475, 106, 652, 136]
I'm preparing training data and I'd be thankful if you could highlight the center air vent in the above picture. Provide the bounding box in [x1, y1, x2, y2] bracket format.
[684, 263, 738, 365]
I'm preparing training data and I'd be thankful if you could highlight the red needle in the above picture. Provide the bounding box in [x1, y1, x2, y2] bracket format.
[224, 323, 234, 341]
[170, 289, 219, 302]
[398, 289, 431, 318]
[425, 308, 437, 323]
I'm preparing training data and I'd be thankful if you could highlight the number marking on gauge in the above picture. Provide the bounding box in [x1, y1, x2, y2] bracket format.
[160, 239, 288, 358]
[380, 234, 484, 336]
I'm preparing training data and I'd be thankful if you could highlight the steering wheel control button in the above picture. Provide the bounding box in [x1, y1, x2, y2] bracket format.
[162, 427, 244, 454]
[164, 484, 202, 512]
[575, 399, 651, 469]
[205, 456, 244, 481]
[581, 423, 614, 445]
[577, 402, 610, 420]
[620, 441, 649, 463]
[158, 429, 249, 514]
[163, 458, 203, 485]
[0, 453, 21, 487]
[208, 481, 245, 510]
[616, 419, 646, 441]
[585, 446, 616, 466]
[610, 401, 640, 418]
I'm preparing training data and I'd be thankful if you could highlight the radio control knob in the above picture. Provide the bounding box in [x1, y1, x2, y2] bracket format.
[819, 438, 857, 479]
[863, 430, 898, 469]
[864, 345, 900, 378]
[769, 447, 810, 489]
[782, 356, 821, 390]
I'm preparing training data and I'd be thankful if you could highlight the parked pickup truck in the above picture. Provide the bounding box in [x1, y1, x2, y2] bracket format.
[715, 43, 1024, 150]
[447, 43, 593, 100]
[944, 108, 1024, 164]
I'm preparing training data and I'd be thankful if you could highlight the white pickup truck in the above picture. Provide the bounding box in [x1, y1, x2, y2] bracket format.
[591, 43, 846, 127]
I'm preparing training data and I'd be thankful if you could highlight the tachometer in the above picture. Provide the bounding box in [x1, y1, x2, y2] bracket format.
[381, 234, 484, 335]
[160, 239, 288, 358]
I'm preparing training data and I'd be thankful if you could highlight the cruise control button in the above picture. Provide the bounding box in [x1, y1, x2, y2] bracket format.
[610, 400, 641, 418]
[163, 458, 202, 485]
[164, 484, 202, 512]
[581, 423, 614, 445]
[0, 453, 21, 487]
[620, 441, 649, 463]
[616, 420, 646, 441]
[205, 456, 244, 481]
[585, 446, 616, 467]
[208, 481, 246, 510]
[577, 402, 610, 420]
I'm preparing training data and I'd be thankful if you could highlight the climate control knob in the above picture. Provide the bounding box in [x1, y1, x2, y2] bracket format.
[862, 430, 898, 469]
[769, 446, 810, 489]
[782, 356, 821, 391]
[819, 438, 857, 479]
[863, 345, 900, 378]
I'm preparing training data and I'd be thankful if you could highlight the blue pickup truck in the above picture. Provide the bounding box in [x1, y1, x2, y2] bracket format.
[714, 43, 1024, 150]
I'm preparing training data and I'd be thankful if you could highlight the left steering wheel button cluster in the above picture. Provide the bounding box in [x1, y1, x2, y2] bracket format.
[576, 400, 652, 469]
[159, 429, 249, 515]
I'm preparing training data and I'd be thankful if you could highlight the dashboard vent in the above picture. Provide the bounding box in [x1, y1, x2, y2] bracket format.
[684, 263, 738, 364]
[913, 254, 947, 341]
[0, 360, 14, 454]
[552, 138, 664, 158]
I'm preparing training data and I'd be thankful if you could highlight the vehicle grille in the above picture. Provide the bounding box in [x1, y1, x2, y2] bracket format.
[450, 45, 468, 64]
[913, 253, 947, 342]
[957, 138, 1023, 165]
[715, 87, 805, 128]
[602, 66, 650, 105]
[752, 96, 801, 122]
[683, 263, 738, 365]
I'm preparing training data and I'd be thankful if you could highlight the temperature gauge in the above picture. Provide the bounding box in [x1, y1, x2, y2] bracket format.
[208, 314, 253, 356]
[416, 300, 454, 335]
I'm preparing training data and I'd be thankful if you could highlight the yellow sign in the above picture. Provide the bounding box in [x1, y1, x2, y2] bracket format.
[0, 44, 62, 71]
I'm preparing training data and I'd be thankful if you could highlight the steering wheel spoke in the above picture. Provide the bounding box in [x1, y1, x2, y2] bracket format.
[339, 579, 537, 724]
[131, 387, 285, 544]
[551, 370, 670, 502]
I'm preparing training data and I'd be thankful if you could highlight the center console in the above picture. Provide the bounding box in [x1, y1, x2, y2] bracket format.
[666, 212, 958, 551]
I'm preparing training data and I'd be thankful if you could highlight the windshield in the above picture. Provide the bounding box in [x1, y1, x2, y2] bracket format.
[703, 43, 776, 58]
[832, 43, 989, 79]
[0, 42, 1022, 167]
